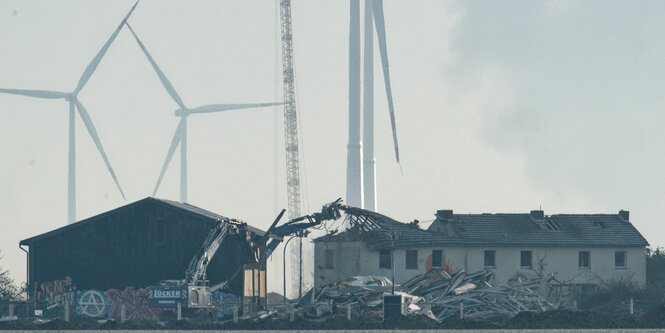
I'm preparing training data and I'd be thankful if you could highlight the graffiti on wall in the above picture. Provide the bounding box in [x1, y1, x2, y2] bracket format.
[32, 277, 75, 317]
[28, 280, 233, 320]
[107, 287, 166, 320]
[33, 276, 75, 307]
[74, 287, 171, 320]
[75, 290, 112, 318]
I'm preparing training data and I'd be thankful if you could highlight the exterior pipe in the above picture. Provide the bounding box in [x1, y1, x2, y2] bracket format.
[19, 244, 29, 318]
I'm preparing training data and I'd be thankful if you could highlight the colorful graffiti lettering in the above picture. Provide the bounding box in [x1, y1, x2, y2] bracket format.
[106, 287, 165, 320]
[75, 287, 168, 320]
[33, 276, 74, 306]
[65, 285, 234, 320]
[32, 277, 75, 317]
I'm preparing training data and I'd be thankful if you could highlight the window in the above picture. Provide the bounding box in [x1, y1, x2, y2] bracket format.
[520, 251, 532, 268]
[579, 251, 590, 268]
[379, 250, 392, 269]
[615, 251, 626, 268]
[324, 249, 334, 269]
[484, 250, 496, 267]
[406, 250, 418, 270]
[432, 250, 442, 267]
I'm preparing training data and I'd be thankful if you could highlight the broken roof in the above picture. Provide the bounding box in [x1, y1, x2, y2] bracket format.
[20, 197, 265, 245]
[314, 206, 466, 249]
[314, 207, 648, 249]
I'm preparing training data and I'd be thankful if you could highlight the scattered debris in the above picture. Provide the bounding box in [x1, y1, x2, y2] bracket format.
[281, 269, 561, 322]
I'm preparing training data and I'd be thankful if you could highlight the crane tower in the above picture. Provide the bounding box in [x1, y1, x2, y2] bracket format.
[279, 0, 304, 299]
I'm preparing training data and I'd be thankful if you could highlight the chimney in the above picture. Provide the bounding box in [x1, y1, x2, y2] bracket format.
[437, 210, 453, 219]
[530, 210, 544, 220]
[619, 210, 629, 221]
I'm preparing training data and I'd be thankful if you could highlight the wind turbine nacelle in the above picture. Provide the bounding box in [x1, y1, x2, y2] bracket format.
[174, 109, 190, 117]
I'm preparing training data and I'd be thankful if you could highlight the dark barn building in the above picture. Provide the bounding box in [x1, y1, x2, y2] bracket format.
[19, 197, 266, 308]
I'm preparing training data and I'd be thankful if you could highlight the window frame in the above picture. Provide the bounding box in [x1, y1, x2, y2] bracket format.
[406, 250, 418, 270]
[615, 250, 627, 269]
[484, 250, 496, 268]
[431, 250, 443, 268]
[579, 251, 591, 268]
[379, 250, 392, 269]
[520, 250, 532, 268]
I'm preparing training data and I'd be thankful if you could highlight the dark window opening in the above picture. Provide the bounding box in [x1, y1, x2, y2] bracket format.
[324, 249, 334, 269]
[379, 250, 392, 269]
[579, 251, 590, 268]
[615, 251, 626, 268]
[484, 250, 496, 267]
[432, 250, 442, 267]
[521, 251, 532, 268]
[406, 250, 418, 270]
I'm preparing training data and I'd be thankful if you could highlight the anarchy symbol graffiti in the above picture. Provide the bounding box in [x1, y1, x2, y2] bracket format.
[77, 290, 108, 318]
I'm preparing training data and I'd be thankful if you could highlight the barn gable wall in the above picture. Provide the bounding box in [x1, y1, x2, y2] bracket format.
[25, 198, 255, 293]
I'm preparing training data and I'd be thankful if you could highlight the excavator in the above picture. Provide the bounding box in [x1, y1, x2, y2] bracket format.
[151, 199, 346, 311]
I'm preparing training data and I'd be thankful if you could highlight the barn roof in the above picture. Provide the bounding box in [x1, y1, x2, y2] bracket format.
[20, 197, 265, 245]
[314, 208, 648, 249]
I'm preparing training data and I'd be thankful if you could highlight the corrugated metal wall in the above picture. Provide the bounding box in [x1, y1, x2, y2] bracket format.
[25, 199, 258, 296]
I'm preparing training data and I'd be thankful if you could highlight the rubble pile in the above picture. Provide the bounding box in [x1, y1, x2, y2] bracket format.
[294, 269, 561, 322]
[411, 270, 559, 320]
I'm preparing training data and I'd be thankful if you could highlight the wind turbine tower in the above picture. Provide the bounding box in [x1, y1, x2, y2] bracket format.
[347, 0, 400, 211]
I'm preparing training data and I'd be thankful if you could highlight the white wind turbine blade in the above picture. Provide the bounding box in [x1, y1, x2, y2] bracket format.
[153, 118, 185, 196]
[179, 102, 284, 115]
[74, 1, 139, 95]
[0, 89, 69, 99]
[125, 22, 187, 110]
[73, 99, 126, 200]
[372, 0, 400, 164]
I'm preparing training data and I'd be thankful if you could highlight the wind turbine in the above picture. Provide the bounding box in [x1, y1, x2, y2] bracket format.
[0, 2, 137, 224]
[346, 0, 400, 211]
[125, 23, 283, 203]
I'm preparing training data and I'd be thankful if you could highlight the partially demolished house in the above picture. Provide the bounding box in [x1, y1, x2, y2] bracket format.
[20, 197, 267, 310]
[314, 208, 648, 288]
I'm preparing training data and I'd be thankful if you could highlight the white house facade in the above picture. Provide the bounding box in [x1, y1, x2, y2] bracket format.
[314, 209, 648, 288]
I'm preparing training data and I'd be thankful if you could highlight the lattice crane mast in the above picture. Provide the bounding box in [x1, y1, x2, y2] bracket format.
[279, 0, 304, 299]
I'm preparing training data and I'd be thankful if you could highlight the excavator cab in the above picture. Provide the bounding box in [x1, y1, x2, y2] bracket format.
[187, 284, 212, 308]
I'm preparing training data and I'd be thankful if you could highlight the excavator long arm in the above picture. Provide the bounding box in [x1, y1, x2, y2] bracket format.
[184, 218, 246, 286]
[265, 198, 344, 259]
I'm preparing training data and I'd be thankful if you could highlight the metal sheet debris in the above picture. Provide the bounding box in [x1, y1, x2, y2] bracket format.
[246, 269, 561, 323]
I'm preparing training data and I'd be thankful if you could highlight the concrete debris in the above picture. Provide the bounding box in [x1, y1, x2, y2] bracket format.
[257, 269, 561, 323]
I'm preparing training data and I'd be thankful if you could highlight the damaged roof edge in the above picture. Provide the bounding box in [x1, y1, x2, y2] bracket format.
[314, 208, 649, 248]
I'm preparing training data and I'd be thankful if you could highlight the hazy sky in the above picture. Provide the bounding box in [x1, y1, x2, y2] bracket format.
[2, 0, 664, 294]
